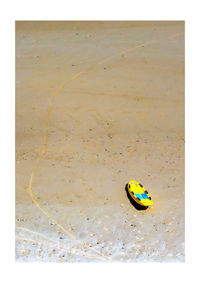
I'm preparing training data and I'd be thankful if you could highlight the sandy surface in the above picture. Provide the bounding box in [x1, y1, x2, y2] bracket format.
[15, 21, 185, 262]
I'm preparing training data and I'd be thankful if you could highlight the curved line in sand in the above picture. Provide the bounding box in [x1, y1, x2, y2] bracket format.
[24, 32, 184, 262]
[16, 226, 59, 244]
[16, 228, 106, 261]
[15, 235, 105, 261]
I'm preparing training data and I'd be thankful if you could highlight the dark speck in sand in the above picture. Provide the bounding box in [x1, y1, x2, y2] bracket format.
[104, 67, 106, 70]
[136, 140, 140, 142]
[131, 224, 136, 227]
[89, 129, 93, 131]
[87, 217, 90, 221]
[72, 64, 75, 66]
[17, 218, 24, 222]
[59, 237, 64, 240]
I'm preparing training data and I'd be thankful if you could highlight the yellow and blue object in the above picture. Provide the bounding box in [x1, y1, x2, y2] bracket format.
[127, 180, 153, 207]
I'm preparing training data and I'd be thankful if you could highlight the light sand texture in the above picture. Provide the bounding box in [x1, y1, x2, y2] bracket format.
[16, 21, 184, 262]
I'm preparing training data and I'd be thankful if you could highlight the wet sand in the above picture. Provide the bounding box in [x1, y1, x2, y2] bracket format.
[15, 21, 185, 262]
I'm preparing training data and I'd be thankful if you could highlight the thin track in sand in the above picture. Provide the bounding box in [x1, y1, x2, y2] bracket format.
[16, 235, 104, 261]
[25, 32, 183, 262]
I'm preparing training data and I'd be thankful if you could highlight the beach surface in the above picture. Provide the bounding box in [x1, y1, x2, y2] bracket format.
[15, 21, 185, 262]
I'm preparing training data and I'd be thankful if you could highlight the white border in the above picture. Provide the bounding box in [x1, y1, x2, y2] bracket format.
[1, 0, 199, 282]
[7, 0, 185, 20]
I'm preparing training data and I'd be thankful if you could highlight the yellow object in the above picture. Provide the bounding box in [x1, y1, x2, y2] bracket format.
[127, 180, 153, 207]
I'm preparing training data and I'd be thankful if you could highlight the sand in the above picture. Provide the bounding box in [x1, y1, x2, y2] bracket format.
[15, 21, 185, 262]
